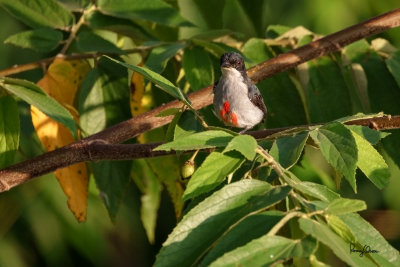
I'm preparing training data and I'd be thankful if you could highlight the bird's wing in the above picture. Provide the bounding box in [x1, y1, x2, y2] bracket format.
[212, 79, 219, 94]
[247, 81, 267, 115]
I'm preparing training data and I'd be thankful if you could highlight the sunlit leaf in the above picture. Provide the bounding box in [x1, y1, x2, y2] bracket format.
[310, 122, 358, 192]
[270, 131, 309, 169]
[345, 125, 390, 145]
[104, 56, 190, 105]
[0, 77, 77, 138]
[154, 130, 233, 152]
[183, 151, 245, 201]
[201, 211, 284, 266]
[299, 218, 377, 267]
[30, 59, 91, 222]
[339, 213, 400, 266]
[325, 198, 366, 215]
[223, 135, 257, 160]
[209, 235, 316, 267]
[155, 180, 290, 267]
[351, 130, 390, 189]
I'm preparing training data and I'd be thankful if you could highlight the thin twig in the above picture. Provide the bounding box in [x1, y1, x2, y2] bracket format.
[0, 46, 163, 77]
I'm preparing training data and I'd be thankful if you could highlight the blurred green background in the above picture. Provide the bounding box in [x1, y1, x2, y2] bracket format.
[0, 1, 399, 266]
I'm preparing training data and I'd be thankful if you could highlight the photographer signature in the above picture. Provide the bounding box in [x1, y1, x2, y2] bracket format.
[350, 243, 379, 257]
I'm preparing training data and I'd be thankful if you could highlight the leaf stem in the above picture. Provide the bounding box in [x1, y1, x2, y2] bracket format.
[59, 5, 96, 55]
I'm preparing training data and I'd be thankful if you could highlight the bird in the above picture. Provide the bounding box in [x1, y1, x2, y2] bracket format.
[213, 52, 267, 134]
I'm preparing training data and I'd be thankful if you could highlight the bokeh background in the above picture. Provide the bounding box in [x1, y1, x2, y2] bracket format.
[0, 0, 399, 266]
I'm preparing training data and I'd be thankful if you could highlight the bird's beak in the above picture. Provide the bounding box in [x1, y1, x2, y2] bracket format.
[221, 61, 230, 68]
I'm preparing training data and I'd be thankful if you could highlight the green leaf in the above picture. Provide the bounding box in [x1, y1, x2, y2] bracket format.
[325, 198, 366, 215]
[131, 159, 162, 244]
[345, 124, 390, 145]
[104, 56, 190, 105]
[154, 130, 233, 151]
[253, 45, 307, 127]
[174, 111, 203, 140]
[223, 135, 257, 160]
[299, 218, 377, 267]
[145, 44, 185, 73]
[154, 180, 291, 267]
[0, 0, 74, 28]
[85, 11, 154, 41]
[75, 30, 124, 54]
[306, 56, 352, 123]
[284, 176, 340, 202]
[182, 46, 214, 90]
[351, 130, 390, 189]
[327, 215, 358, 244]
[178, 0, 224, 30]
[165, 111, 182, 142]
[353, 46, 400, 115]
[0, 77, 77, 138]
[4, 28, 63, 52]
[222, 0, 257, 38]
[97, 0, 192, 27]
[242, 38, 271, 67]
[270, 131, 309, 169]
[200, 211, 284, 266]
[79, 69, 105, 135]
[310, 122, 358, 192]
[92, 160, 132, 221]
[183, 151, 245, 200]
[209, 235, 316, 267]
[79, 58, 131, 136]
[0, 96, 20, 168]
[386, 50, 400, 88]
[339, 213, 400, 267]
[146, 155, 184, 219]
[266, 24, 292, 38]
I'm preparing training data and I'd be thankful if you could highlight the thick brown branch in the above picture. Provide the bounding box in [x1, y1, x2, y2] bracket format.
[0, 115, 399, 192]
[1, 9, 400, 192]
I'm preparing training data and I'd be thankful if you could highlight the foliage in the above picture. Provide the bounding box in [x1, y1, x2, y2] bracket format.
[0, 0, 400, 266]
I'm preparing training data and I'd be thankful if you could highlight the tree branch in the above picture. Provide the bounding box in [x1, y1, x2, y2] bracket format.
[1, 8, 400, 192]
[1, 115, 399, 192]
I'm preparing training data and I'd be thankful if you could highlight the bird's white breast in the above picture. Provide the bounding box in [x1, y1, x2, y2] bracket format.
[214, 68, 264, 128]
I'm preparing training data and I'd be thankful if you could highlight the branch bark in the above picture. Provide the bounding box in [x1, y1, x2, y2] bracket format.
[1, 115, 399, 193]
[1, 8, 400, 192]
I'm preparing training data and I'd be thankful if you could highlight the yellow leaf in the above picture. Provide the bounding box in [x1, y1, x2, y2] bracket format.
[31, 59, 90, 222]
[130, 66, 146, 117]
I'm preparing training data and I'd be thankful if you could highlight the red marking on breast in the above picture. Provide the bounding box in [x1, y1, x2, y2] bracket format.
[231, 112, 238, 126]
[223, 101, 230, 113]
[220, 109, 226, 120]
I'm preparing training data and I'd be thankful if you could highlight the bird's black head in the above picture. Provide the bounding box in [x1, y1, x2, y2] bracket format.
[220, 52, 245, 72]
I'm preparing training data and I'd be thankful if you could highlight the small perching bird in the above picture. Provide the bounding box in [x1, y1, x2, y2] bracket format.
[213, 52, 267, 133]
